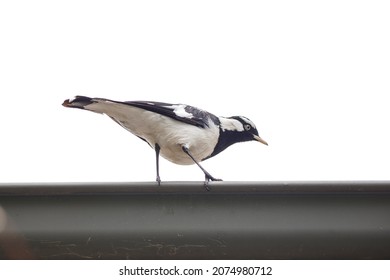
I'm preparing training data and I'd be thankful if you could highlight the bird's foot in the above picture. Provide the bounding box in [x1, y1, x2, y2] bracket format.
[204, 174, 223, 191]
[156, 176, 161, 186]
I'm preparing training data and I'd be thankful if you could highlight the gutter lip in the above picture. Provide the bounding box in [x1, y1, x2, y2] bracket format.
[1, 181, 390, 196]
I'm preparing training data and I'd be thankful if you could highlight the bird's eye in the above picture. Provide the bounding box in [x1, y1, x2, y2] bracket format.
[244, 124, 251, 131]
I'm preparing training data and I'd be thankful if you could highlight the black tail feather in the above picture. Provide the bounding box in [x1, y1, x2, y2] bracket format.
[62, 95, 94, 109]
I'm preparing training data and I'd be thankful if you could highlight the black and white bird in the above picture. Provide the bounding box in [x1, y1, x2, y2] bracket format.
[62, 96, 268, 190]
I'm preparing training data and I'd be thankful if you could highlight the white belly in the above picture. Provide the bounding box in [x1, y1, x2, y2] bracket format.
[85, 101, 220, 165]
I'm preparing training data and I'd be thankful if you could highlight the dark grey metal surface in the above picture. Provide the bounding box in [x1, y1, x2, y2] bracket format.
[0, 181, 390, 259]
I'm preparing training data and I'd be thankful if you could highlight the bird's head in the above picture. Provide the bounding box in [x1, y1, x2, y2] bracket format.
[220, 116, 268, 146]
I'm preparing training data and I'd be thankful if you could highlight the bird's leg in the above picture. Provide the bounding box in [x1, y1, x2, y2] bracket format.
[182, 146, 222, 191]
[155, 143, 161, 185]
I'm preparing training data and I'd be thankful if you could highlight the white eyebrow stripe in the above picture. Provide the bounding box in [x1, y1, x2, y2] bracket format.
[240, 116, 256, 128]
[219, 117, 244, 132]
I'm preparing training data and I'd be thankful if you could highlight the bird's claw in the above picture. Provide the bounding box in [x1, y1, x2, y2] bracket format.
[204, 174, 223, 191]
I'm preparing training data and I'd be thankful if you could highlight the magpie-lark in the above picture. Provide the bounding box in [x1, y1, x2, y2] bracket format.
[62, 96, 268, 190]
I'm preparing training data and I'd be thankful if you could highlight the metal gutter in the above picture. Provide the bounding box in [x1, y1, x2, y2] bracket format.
[1, 181, 389, 259]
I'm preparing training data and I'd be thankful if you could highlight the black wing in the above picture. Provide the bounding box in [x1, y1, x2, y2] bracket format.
[64, 96, 220, 128]
[119, 100, 220, 128]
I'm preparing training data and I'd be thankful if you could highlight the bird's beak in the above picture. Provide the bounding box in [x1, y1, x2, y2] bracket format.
[253, 134, 268, 146]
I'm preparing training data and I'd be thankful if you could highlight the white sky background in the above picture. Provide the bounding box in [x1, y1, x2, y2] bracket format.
[0, 1, 389, 183]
